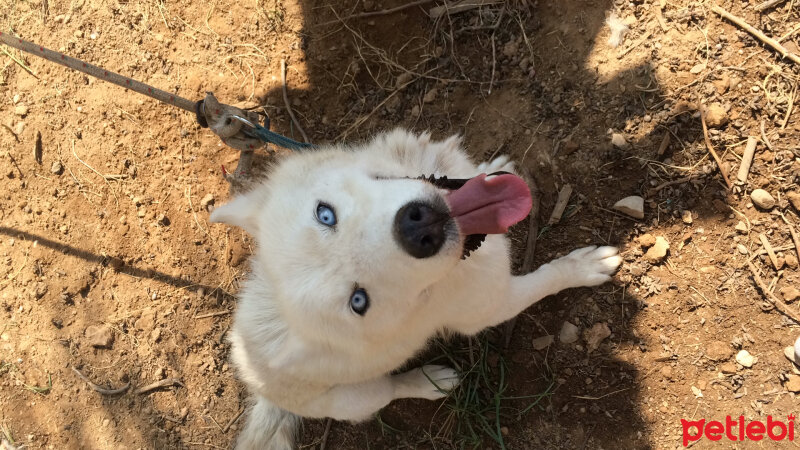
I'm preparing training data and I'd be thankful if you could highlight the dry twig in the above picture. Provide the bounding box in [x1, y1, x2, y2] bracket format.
[781, 214, 800, 263]
[280, 59, 310, 144]
[71, 366, 130, 395]
[317, 0, 435, 26]
[746, 261, 800, 324]
[699, 106, 732, 189]
[429, 0, 499, 19]
[711, 5, 800, 65]
[736, 136, 758, 183]
[134, 378, 183, 395]
[759, 233, 780, 269]
[755, 0, 788, 11]
[504, 168, 540, 348]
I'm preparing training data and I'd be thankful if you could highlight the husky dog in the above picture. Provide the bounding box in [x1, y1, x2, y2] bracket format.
[210, 129, 621, 449]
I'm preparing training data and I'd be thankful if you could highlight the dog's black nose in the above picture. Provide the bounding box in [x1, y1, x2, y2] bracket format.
[394, 201, 448, 259]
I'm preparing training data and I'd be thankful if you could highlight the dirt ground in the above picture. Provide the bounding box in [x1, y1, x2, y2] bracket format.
[2, 0, 800, 448]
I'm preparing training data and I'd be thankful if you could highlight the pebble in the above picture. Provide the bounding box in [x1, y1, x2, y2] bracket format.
[583, 322, 611, 352]
[720, 362, 737, 374]
[735, 349, 756, 368]
[532, 335, 554, 350]
[788, 191, 800, 212]
[200, 193, 215, 210]
[705, 340, 731, 361]
[610, 133, 628, 149]
[423, 87, 438, 104]
[84, 325, 114, 348]
[735, 221, 748, 233]
[613, 195, 644, 219]
[645, 236, 669, 263]
[50, 161, 63, 175]
[689, 63, 706, 74]
[713, 75, 730, 94]
[750, 189, 775, 210]
[12, 94, 20, 104]
[782, 286, 800, 303]
[638, 233, 656, 248]
[785, 374, 800, 393]
[691, 386, 703, 398]
[559, 321, 580, 344]
[737, 244, 748, 255]
[502, 40, 519, 58]
[786, 254, 798, 269]
[783, 345, 800, 372]
[681, 210, 692, 225]
[660, 366, 673, 380]
[156, 213, 170, 226]
[704, 103, 728, 128]
[14, 105, 28, 116]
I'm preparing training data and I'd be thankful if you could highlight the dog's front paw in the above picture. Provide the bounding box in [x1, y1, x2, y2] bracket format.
[554, 245, 621, 289]
[395, 365, 460, 400]
[477, 155, 515, 175]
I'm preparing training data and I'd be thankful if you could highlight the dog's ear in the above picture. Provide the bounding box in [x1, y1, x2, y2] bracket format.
[209, 189, 265, 235]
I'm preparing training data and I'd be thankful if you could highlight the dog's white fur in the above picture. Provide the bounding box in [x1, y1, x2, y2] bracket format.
[210, 129, 621, 449]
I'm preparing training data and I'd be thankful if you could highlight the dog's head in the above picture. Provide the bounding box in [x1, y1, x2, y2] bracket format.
[210, 131, 531, 347]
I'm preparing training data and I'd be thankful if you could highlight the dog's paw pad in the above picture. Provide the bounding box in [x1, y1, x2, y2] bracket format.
[477, 155, 515, 175]
[558, 246, 621, 287]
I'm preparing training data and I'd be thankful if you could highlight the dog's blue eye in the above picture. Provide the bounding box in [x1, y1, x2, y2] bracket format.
[316, 203, 336, 227]
[350, 288, 369, 315]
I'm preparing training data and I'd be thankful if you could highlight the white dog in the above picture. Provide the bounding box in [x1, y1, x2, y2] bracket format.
[210, 129, 621, 449]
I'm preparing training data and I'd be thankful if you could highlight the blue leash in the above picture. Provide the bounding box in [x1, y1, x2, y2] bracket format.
[231, 115, 315, 151]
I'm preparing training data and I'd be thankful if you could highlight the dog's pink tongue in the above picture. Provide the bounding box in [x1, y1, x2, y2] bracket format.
[445, 174, 532, 235]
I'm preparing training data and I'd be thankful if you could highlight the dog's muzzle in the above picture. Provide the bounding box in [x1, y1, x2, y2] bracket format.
[393, 201, 450, 259]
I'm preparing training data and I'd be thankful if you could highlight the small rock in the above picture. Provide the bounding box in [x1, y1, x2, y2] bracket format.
[750, 189, 775, 210]
[720, 362, 737, 374]
[502, 40, 519, 58]
[782, 286, 800, 303]
[785, 374, 800, 393]
[681, 210, 693, 225]
[713, 75, 730, 94]
[200, 193, 215, 210]
[638, 233, 656, 248]
[156, 214, 170, 226]
[150, 328, 162, 343]
[783, 345, 800, 369]
[691, 386, 703, 398]
[704, 103, 728, 128]
[613, 196, 644, 219]
[14, 105, 28, 116]
[660, 366, 673, 380]
[689, 63, 706, 74]
[788, 191, 800, 212]
[532, 335, 554, 350]
[645, 236, 669, 263]
[423, 87, 438, 104]
[12, 94, 20, 104]
[610, 133, 628, 149]
[737, 244, 749, 255]
[735, 349, 756, 368]
[735, 221, 748, 234]
[50, 161, 63, 175]
[410, 105, 420, 117]
[559, 321, 580, 344]
[583, 322, 611, 352]
[705, 340, 731, 361]
[85, 325, 114, 348]
[395, 72, 412, 89]
[562, 139, 579, 154]
[786, 254, 798, 269]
